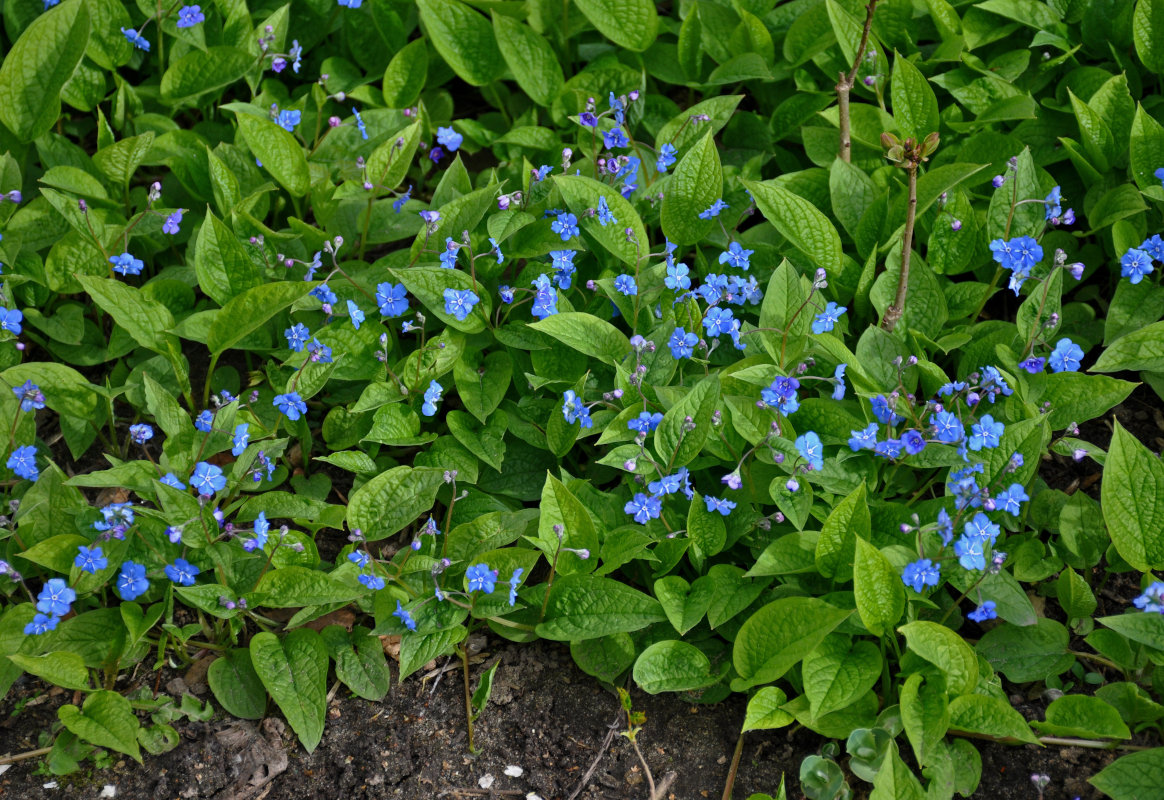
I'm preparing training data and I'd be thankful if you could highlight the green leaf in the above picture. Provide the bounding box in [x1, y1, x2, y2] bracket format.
[986, 147, 1042, 241]
[870, 741, 925, 800]
[417, 0, 504, 87]
[207, 648, 267, 720]
[491, 14, 564, 107]
[161, 47, 252, 105]
[654, 576, 713, 635]
[389, 265, 489, 334]
[536, 574, 665, 641]
[1068, 89, 1115, 173]
[655, 96, 743, 155]
[743, 179, 843, 275]
[347, 466, 447, 541]
[976, 618, 1075, 683]
[453, 351, 511, 425]
[236, 112, 310, 197]
[570, 633, 636, 684]
[688, 491, 727, 558]
[742, 687, 794, 732]
[1097, 610, 1164, 651]
[1057, 567, 1097, 619]
[250, 630, 328, 752]
[574, 0, 658, 51]
[1032, 695, 1131, 740]
[803, 635, 881, 719]
[1102, 421, 1164, 571]
[1090, 748, 1164, 799]
[207, 280, 312, 355]
[553, 175, 648, 268]
[322, 626, 391, 702]
[366, 121, 421, 196]
[256, 567, 362, 608]
[8, 652, 89, 691]
[530, 312, 631, 366]
[94, 133, 155, 189]
[654, 375, 720, 470]
[815, 482, 869, 581]
[853, 538, 905, 638]
[898, 621, 978, 695]
[1040, 373, 1135, 430]
[399, 626, 467, 681]
[732, 598, 851, 691]
[1131, 105, 1164, 191]
[537, 473, 599, 576]
[1135, 0, 1164, 73]
[900, 673, 948, 768]
[678, 5, 703, 81]
[0, 0, 90, 142]
[947, 694, 1038, 745]
[1094, 321, 1164, 373]
[76, 275, 174, 354]
[58, 690, 142, 762]
[194, 211, 264, 306]
[633, 640, 720, 694]
[891, 52, 939, 140]
[382, 38, 428, 108]
[660, 131, 722, 245]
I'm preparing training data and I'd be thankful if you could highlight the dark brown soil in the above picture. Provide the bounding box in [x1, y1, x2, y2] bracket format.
[0, 638, 1132, 800]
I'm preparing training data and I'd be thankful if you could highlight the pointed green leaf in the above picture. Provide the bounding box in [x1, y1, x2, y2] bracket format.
[236, 112, 310, 197]
[58, 690, 142, 762]
[250, 630, 328, 752]
[660, 132, 722, 245]
[417, 0, 504, 87]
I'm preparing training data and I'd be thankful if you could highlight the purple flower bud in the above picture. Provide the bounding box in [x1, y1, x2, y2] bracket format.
[863, 76, 875, 86]
[992, 175, 1005, 188]
[78, 199, 87, 212]
[363, 181, 373, 191]
[497, 195, 510, 210]
[951, 219, 962, 231]
[628, 90, 639, 101]
[612, 389, 623, 398]
[328, 116, 341, 127]
[786, 478, 799, 493]
[1072, 448, 1086, 462]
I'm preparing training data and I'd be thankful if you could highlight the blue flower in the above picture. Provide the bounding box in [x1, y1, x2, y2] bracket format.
[562, 390, 592, 428]
[231, 423, 250, 456]
[994, 483, 1029, 515]
[94, 503, 134, 536]
[177, 5, 204, 27]
[466, 563, 497, 593]
[23, 613, 59, 636]
[422, 380, 443, 417]
[419, 209, 441, 226]
[1122, 248, 1154, 284]
[242, 512, 270, 552]
[849, 423, 878, 451]
[393, 600, 417, 631]
[1157, 168, 1164, 189]
[761, 376, 800, 415]
[109, 252, 144, 276]
[832, 364, 847, 400]
[532, 165, 552, 182]
[443, 288, 480, 321]
[36, 578, 75, 616]
[665, 262, 691, 291]
[530, 275, 558, 318]
[795, 431, 824, 471]
[1044, 186, 1062, 220]
[603, 127, 628, 149]
[1134, 581, 1164, 613]
[190, 462, 226, 496]
[624, 492, 662, 524]
[499, 285, 515, 303]
[13, 381, 44, 412]
[439, 237, 459, 269]
[703, 306, 735, 337]
[1049, 338, 1083, 373]
[936, 508, 954, 545]
[1019, 356, 1046, 374]
[274, 391, 307, 420]
[964, 511, 1000, 543]
[954, 534, 986, 571]
[436, 126, 463, 152]
[386, 187, 411, 215]
[358, 573, 385, 590]
[873, 438, 904, 459]
[811, 302, 846, 334]
[704, 495, 736, 516]
[596, 196, 618, 226]
[507, 568, 524, 606]
[669, 327, 698, 359]
[902, 559, 940, 593]
[288, 39, 303, 74]
[871, 395, 904, 426]
[580, 112, 599, 126]
[165, 558, 200, 586]
[337, 0, 362, 7]
[194, 409, 214, 432]
[352, 107, 368, 140]
[376, 283, 409, 317]
[1140, 235, 1164, 262]
[348, 550, 371, 569]
[551, 212, 580, 241]
[117, 561, 150, 600]
[129, 424, 153, 444]
[719, 242, 753, 271]
[614, 274, 637, 296]
[74, 544, 107, 575]
[489, 237, 503, 264]
[7, 445, 37, 481]
[160, 472, 186, 490]
[931, 411, 963, 443]
[276, 109, 301, 132]
[550, 250, 576, 289]
[968, 601, 997, 622]
[656, 143, 677, 173]
[699, 199, 727, 219]
[163, 209, 184, 234]
[968, 414, 1004, 451]
[285, 323, 310, 351]
[627, 412, 663, 433]
[310, 283, 337, 305]
[121, 27, 150, 51]
[901, 430, 927, 455]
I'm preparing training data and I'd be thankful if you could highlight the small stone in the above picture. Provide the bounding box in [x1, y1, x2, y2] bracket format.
[504, 765, 524, 778]
[478, 774, 495, 789]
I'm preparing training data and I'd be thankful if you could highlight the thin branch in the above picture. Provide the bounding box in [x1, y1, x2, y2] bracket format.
[881, 160, 917, 332]
[836, 1, 880, 162]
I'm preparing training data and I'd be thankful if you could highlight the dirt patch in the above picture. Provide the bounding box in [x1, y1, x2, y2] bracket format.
[0, 639, 1134, 800]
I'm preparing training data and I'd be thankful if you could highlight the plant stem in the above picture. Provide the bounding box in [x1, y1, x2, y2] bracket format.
[460, 639, 476, 753]
[881, 160, 917, 332]
[720, 730, 745, 800]
[836, 0, 879, 163]
[631, 737, 657, 800]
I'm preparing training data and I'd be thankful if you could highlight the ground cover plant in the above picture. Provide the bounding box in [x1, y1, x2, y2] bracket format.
[7, 0, 1164, 796]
